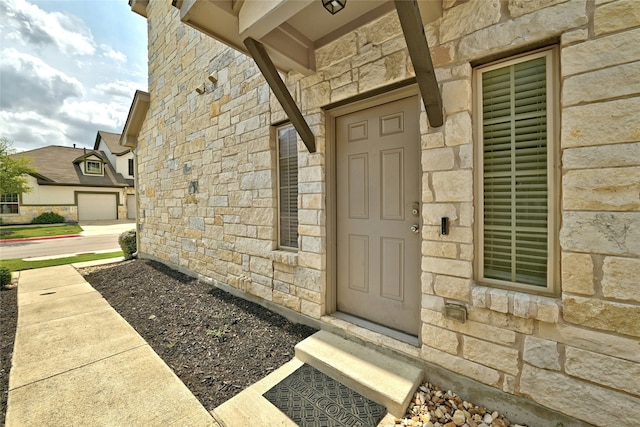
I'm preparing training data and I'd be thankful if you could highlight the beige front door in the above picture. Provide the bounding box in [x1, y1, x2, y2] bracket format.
[336, 96, 421, 336]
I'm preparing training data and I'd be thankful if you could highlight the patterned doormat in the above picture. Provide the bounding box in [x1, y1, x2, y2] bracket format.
[263, 363, 387, 427]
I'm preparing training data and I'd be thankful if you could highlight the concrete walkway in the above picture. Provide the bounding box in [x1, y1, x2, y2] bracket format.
[5, 262, 416, 427]
[5, 264, 218, 427]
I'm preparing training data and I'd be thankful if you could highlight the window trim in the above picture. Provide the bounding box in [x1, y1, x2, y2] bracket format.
[0, 193, 20, 215]
[128, 158, 135, 176]
[85, 160, 103, 175]
[276, 124, 299, 251]
[473, 46, 560, 295]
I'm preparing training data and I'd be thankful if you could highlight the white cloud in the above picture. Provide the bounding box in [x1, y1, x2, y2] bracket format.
[0, 97, 130, 152]
[94, 80, 140, 99]
[59, 99, 130, 131]
[0, 0, 96, 56]
[0, 0, 148, 151]
[101, 44, 127, 63]
[0, 48, 83, 115]
[0, 110, 75, 150]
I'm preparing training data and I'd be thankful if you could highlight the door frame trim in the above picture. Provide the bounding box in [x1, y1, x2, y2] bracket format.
[324, 84, 421, 340]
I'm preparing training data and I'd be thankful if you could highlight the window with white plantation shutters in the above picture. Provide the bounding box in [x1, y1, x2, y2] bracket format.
[278, 126, 299, 249]
[0, 193, 19, 214]
[476, 48, 557, 291]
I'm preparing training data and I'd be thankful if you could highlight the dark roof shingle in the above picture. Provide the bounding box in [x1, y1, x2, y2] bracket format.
[11, 146, 133, 187]
[95, 131, 130, 156]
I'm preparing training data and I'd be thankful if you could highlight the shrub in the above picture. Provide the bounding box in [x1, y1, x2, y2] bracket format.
[0, 266, 11, 287]
[119, 229, 137, 260]
[31, 212, 65, 224]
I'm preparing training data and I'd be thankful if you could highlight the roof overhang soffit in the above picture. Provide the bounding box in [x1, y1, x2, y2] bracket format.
[170, 0, 443, 151]
[129, 0, 148, 17]
[120, 90, 150, 150]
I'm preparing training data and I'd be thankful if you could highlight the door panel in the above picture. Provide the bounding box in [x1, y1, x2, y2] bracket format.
[336, 96, 421, 335]
[348, 154, 369, 219]
[380, 237, 404, 301]
[380, 148, 404, 220]
[348, 235, 369, 292]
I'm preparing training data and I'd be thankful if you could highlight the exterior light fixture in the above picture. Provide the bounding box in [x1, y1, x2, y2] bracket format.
[322, 0, 346, 15]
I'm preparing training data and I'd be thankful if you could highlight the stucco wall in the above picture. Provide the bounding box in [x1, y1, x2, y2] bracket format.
[98, 140, 134, 179]
[136, 1, 640, 425]
[1, 175, 133, 224]
[115, 153, 134, 179]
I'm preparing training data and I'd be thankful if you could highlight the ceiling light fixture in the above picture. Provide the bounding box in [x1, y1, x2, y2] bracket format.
[322, 0, 346, 15]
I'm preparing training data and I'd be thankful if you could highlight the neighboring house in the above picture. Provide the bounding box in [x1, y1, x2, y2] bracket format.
[1, 134, 135, 224]
[94, 130, 137, 219]
[95, 130, 136, 182]
[126, 1, 639, 425]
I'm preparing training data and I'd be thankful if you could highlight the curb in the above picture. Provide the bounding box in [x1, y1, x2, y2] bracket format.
[72, 256, 126, 268]
[0, 234, 82, 244]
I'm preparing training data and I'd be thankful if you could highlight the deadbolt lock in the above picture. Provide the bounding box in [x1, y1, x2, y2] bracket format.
[412, 202, 420, 216]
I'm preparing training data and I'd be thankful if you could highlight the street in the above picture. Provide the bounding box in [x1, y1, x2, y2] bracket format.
[0, 221, 135, 259]
[0, 234, 122, 259]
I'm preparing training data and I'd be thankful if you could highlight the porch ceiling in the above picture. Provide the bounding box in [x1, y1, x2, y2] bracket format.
[173, 0, 442, 75]
[168, 1, 445, 151]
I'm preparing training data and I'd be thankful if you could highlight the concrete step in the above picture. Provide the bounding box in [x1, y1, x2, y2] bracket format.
[295, 330, 423, 417]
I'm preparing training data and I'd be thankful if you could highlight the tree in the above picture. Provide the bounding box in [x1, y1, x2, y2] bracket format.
[0, 137, 37, 195]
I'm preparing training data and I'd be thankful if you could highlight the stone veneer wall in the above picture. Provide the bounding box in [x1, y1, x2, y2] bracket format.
[136, 1, 639, 425]
[0, 206, 78, 225]
[138, 0, 326, 319]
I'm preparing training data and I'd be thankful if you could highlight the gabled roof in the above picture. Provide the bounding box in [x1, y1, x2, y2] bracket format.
[10, 146, 133, 188]
[94, 130, 130, 156]
[72, 150, 109, 164]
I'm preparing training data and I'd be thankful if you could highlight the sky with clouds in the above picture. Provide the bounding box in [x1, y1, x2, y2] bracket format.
[0, 0, 148, 152]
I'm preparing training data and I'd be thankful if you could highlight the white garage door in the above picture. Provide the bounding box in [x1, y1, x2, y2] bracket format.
[78, 193, 117, 221]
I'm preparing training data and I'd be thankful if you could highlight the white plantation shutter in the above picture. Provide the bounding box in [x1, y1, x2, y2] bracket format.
[481, 55, 549, 287]
[278, 126, 299, 249]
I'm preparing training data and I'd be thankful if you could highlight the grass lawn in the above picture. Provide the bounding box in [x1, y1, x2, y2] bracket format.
[0, 224, 83, 240]
[0, 251, 124, 271]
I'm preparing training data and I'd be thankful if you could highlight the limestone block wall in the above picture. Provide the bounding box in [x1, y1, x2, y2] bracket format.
[136, 1, 639, 425]
[137, 1, 327, 318]
[411, 1, 639, 425]
[0, 205, 78, 225]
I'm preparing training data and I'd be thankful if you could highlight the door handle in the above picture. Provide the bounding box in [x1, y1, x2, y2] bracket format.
[410, 224, 420, 234]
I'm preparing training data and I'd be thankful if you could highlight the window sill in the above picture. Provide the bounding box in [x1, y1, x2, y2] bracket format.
[471, 285, 559, 323]
[270, 250, 298, 266]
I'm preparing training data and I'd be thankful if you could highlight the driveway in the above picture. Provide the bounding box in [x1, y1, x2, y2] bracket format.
[79, 221, 137, 237]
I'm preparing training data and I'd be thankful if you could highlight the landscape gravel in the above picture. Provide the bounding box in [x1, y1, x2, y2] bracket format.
[396, 381, 529, 427]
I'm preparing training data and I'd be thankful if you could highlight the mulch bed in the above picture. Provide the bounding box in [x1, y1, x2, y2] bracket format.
[81, 259, 317, 410]
[0, 285, 17, 423]
[0, 259, 316, 417]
